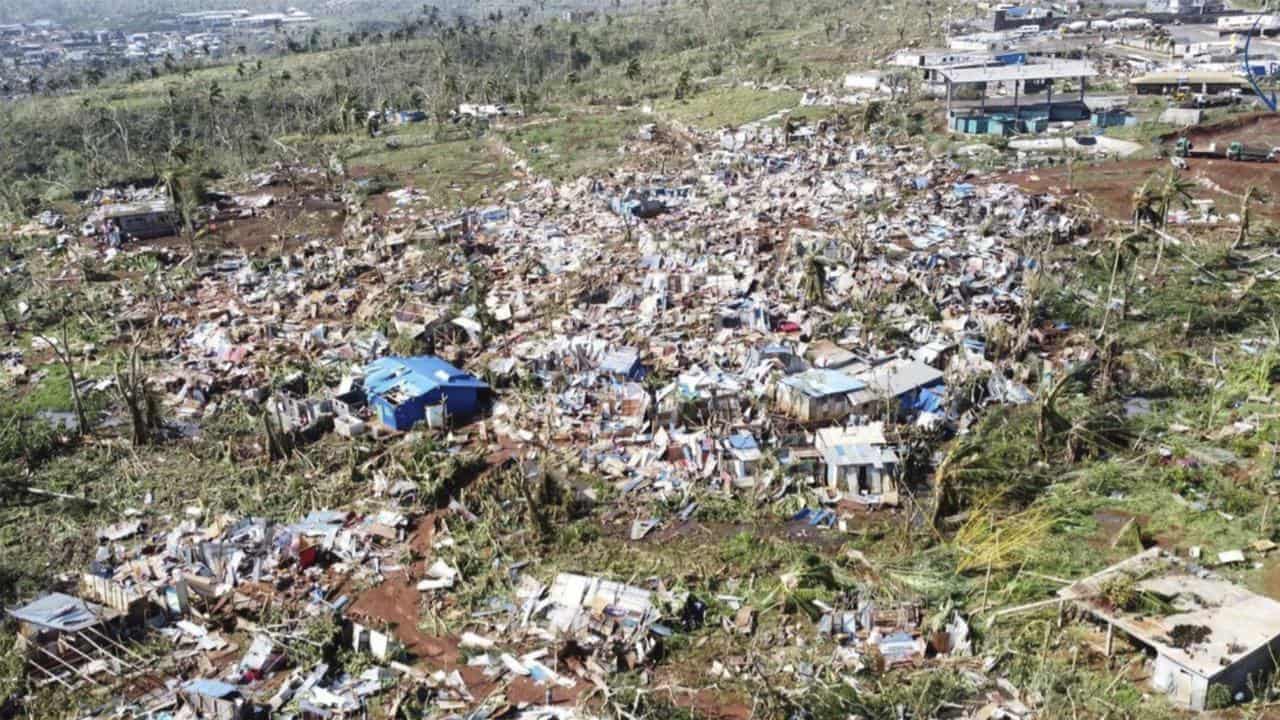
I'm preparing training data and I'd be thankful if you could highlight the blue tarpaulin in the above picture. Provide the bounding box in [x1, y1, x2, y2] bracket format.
[902, 385, 945, 413]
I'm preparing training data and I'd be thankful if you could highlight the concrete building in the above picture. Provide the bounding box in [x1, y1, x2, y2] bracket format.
[1060, 548, 1280, 710]
[937, 60, 1096, 135]
[87, 199, 178, 240]
[775, 368, 865, 424]
[1146, 0, 1225, 14]
[815, 423, 900, 506]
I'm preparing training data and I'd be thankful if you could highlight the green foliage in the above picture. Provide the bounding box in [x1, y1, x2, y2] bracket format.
[1205, 682, 1232, 710]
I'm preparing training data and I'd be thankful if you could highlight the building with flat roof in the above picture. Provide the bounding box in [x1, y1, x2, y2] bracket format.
[1060, 548, 1280, 710]
[1130, 70, 1249, 94]
[937, 60, 1097, 135]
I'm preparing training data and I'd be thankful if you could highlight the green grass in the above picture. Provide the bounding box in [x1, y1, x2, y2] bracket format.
[352, 136, 514, 206]
[655, 85, 803, 130]
[501, 110, 646, 180]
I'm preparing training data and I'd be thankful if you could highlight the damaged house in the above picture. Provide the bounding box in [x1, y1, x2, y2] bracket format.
[814, 423, 900, 507]
[775, 368, 865, 424]
[362, 356, 489, 431]
[847, 358, 945, 419]
[1060, 548, 1280, 711]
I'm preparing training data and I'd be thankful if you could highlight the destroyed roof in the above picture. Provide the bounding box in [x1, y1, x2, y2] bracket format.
[87, 199, 174, 221]
[363, 356, 488, 397]
[183, 678, 242, 699]
[8, 592, 118, 632]
[779, 368, 865, 397]
[1060, 548, 1280, 679]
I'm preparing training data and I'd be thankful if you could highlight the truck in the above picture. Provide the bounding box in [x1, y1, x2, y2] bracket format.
[1226, 141, 1276, 162]
[1174, 138, 1277, 162]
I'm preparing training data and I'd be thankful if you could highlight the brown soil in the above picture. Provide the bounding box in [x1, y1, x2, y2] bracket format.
[207, 199, 345, 254]
[997, 158, 1280, 222]
[1160, 112, 1280, 149]
[346, 515, 461, 667]
[661, 686, 753, 720]
[1090, 509, 1149, 549]
[504, 675, 591, 706]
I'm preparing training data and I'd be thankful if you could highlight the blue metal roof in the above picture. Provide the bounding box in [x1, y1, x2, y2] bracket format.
[364, 356, 488, 399]
[599, 347, 642, 376]
[8, 593, 109, 632]
[726, 433, 758, 451]
[780, 369, 865, 398]
[183, 679, 241, 699]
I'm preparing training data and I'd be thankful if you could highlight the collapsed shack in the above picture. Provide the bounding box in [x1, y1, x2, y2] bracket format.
[86, 199, 179, 241]
[1059, 548, 1280, 711]
[7, 592, 133, 688]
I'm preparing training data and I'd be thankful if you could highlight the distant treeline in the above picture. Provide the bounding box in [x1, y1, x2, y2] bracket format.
[0, 0, 872, 217]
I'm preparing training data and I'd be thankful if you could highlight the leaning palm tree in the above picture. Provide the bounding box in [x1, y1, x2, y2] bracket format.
[1098, 231, 1145, 341]
[1158, 169, 1196, 229]
[1151, 170, 1196, 274]
[1131, 177, 1159, 229]
[1233, 185, 1265, 250]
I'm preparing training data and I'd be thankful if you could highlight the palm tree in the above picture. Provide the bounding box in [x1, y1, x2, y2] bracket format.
[625, 57, 641, 84]
[1098, 231, 1145, 340]
[1131, 177, 1159, 228]
[1153, 170, 1195, 274]
[1234, 185, 1265, 250]
[1157, 170, 1195, 228]
[674, 68, 692, 100]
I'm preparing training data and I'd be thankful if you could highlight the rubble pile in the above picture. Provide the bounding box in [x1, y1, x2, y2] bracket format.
[7, 116, 1086, 719]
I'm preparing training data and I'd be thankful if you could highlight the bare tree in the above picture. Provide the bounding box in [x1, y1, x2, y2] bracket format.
[113, 340, 161, 446]
[35, 321, 88, 434]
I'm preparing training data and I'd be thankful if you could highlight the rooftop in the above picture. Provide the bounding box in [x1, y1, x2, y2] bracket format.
[88, 199, 174, 221]
[848, 359, 944, 404]
[364, 356, 487, 399]
[1130, 70, 1248, 85]
[1060, 548, 1280, 678]
[8, 592, 119, 632]
[937, 60, 1097, 85]
[780, 368, 866, 398]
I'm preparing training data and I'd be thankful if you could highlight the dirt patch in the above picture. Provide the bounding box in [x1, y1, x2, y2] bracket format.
[1091, 509, 1149, 549]
[208, 199, 345, 254]
[1261, 557, 1280, 601]
[997, 158, 1280, 221]
[346, 576, 460, 666]
[1160, 112, 1280, 149]
[346, 516, 461, 667]
[504, 675, 591, 706]
[662, 686, 753, 720]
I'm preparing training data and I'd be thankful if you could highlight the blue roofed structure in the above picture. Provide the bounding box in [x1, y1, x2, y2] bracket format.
[183, 679, 241, 699]
[598, 347, 645, 380]
[776, 368, 866, 423]
[363, 356, 489, 431]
